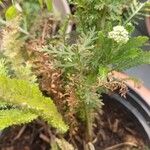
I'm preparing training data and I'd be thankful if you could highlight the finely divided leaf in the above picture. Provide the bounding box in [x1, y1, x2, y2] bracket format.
[123, 0, 150, 25]
[0, 109, 38, 130]
[0, 76, 68, 133]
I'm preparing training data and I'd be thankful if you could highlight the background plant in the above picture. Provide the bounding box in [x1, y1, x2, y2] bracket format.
[69, 0, 150, 32]
[0, 0, 56, 40]
[0, 16, 68, 133]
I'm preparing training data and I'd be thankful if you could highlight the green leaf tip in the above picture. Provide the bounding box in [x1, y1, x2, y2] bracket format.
[0, 109, 38, 130]
[0, 76, 68, 133]
[5, 6, 19, 20]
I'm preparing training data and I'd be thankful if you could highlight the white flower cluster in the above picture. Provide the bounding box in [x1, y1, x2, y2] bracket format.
[108, 26, 129, 44]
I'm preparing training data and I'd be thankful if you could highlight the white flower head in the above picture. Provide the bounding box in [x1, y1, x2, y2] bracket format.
[108, 25, 129, 44]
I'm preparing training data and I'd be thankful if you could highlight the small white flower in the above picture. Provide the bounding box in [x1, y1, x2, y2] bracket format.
[108, 25, 129, 44]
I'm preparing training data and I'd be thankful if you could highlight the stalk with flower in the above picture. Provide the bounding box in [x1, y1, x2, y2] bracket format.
[108, 26, 129, 44]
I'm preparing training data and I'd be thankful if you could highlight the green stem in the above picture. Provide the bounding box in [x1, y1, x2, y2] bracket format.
[124, 2, 145, 25]
[84, 104, 93, 142]
[100, 7, 107, 30]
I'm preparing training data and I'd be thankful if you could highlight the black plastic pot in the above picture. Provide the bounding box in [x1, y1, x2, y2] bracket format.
[103, 86, 150, 146]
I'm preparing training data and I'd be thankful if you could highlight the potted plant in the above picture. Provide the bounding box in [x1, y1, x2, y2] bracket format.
[0, 0, 150, 149]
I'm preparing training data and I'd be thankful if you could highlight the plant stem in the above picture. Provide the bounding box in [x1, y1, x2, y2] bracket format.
[85, 104, 93, 142]
[124, 2, 145, 25]
[100, 7, 107, 30]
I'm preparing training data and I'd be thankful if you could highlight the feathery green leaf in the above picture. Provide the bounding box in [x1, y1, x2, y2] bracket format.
[0, 76, 68, 133]
[0, 109, 38, 130]
[123, 0, 150, 25]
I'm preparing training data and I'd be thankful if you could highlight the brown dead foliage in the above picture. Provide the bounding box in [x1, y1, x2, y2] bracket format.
[103, 80, 128, 97]
[26, 41, 78, 135]
[98, 74, 128, 98]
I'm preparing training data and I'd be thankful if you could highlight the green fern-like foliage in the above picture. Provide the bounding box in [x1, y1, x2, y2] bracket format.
[0, 58, 9, 77]
[0, 109, 38, 130]
[92, 33, 150, 73]
[45, 25, 150, 139]
[1, 17, 24, 63]
[123, 0, 150, 25]
[0, 101, 8, 109]
[0, 17, 36, 83]
[0, 59, 68, 132]
[70, 0, 132, 32]
[14, 63, 37, 83]
[0, 17, 68, 133]
[0, 75, 68, 133]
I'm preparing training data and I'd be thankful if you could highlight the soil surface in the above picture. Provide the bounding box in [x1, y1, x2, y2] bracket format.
[0, 95, 149, 150]
[94, 94, 149, 150]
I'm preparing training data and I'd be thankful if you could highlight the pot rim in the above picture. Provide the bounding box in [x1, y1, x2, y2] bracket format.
[53, 0, 72, 34]
[112, 71, 150, 106]
[107, 92, 150, 143]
